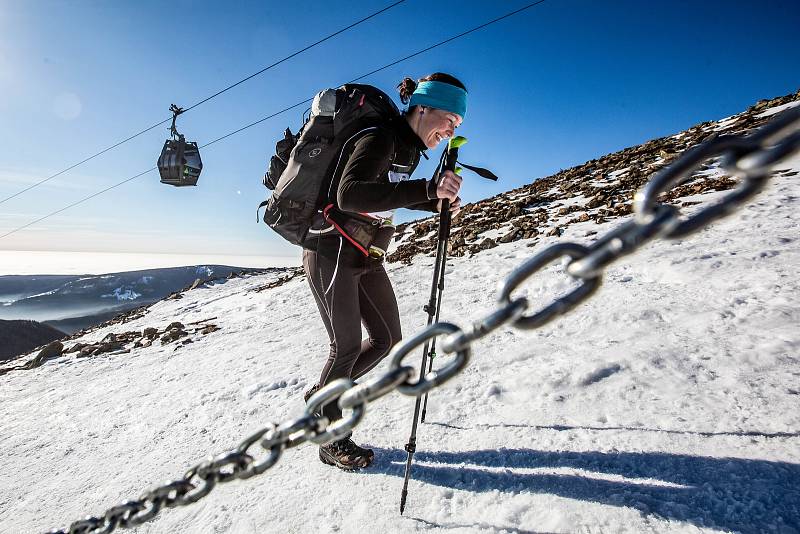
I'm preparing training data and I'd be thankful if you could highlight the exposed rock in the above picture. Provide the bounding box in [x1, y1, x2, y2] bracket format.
[77, 341, 125, 358]
[94, 342, 124, 355]
[189, 278, 205, 291]
[24, 341, 64, 369]
[252, 268, 305, 292]
[475, 238, 497, 251]
[66, 342, 88, 354]
[161, 328, 189, 345]
[188, 317, 218, 325]
[200, 325, 221, 335]
[143, 327, 159, 339]
[79, 345, 98, 358]
[102, 333, 117, 344]
[134, 338, 153, 349]
[499, 230, 517, 243]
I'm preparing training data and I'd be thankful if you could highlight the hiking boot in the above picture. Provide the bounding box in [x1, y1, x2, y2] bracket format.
[304, 383, 320, 403]
[319, 437, 374, 471]
[304, 382, 322, 419]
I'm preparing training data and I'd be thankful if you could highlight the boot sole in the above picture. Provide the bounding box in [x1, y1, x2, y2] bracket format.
[319, 448, 373, 471]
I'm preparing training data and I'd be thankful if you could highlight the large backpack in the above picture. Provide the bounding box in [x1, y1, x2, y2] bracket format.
[258, 84, 400, 249]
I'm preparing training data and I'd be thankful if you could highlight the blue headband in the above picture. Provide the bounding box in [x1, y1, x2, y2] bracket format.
[408, 80, 467, 119]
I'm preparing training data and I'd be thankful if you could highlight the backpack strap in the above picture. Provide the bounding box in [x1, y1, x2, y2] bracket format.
[324, 124, 395, 204]
[316, 123, 400, 256]
[256, 199, 269, 222]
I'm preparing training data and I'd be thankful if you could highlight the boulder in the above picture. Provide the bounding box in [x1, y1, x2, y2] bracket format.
[101, 333, 117, 344]
[200, 325, 220, 335]
[189, 278, 204, 291]
[134, 338, 153, 349]
[78, 345, 98, 358]
[24, 341, 64, 369]
[143, 327, 159, 339]
[498, 231, 514, 244]
[95, 341, 124, 355]
[476, 238, 497, 251]
[161, 328, 188, 345]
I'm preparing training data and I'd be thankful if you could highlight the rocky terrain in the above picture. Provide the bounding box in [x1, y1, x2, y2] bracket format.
[0, 265, 263, 334]
[0, 266, 300, 375]
[388, 90, 800, 263]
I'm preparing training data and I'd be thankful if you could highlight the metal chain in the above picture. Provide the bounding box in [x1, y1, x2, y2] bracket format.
[48, 106, 800, 534]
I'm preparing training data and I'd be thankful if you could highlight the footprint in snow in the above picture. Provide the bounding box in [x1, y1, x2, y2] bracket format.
[243, 380, 288, 399]
[757, 250, 780, 259]
[579, 363, 623, 386]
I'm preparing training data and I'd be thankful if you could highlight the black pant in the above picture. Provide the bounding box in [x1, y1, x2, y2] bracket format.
[303, 236, 402, 421]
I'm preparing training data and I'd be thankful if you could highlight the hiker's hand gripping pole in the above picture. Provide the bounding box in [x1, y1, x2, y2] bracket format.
[400, 136, 466, 515]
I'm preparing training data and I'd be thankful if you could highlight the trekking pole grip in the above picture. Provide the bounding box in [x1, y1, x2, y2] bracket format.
[438, 135, 466, 227]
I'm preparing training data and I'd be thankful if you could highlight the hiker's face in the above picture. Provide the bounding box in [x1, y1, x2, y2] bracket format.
[418, 107, 462, 149]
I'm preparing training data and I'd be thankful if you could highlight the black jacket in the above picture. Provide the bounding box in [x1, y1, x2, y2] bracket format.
[335, 114, 438, 216]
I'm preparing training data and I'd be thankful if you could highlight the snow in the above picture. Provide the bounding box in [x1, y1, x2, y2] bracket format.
[757, 100, 800, 119]
[19, 288, 60, 300]
[587, 167, 627, 188]
[101, 287, 143, 301]
[712, 116, 740, 132]
[472, 224, 512, 242]
[195, 266, 214, 277]
[1, 165, 799, 532]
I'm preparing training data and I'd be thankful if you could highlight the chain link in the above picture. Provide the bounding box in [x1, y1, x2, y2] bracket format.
[498, 243, 602, 329]
[48, 105, 800, 534]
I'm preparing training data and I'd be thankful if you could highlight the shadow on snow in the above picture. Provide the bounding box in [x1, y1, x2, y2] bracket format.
[428, 421, 800, 439]
[366, 446, 800, 534]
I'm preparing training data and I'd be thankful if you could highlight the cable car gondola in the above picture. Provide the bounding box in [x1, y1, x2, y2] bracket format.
[158, 104, 202, 186]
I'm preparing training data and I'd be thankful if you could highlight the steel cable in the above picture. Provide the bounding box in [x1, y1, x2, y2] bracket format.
[0, 1, 407, 206]
[1, 1, 549, 240]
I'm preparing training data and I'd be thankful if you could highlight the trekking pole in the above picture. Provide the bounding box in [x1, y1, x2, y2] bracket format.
[419, 211, 452, 424]
[399, 136, 466, 515]
[420, 155, 498, 425]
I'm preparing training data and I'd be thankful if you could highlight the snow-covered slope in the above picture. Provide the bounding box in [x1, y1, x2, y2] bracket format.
[2, 117, 799, 533]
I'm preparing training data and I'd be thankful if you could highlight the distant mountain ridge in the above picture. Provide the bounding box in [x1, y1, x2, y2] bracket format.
[0, 265, 264, 334]
[0, 319, 65, 362]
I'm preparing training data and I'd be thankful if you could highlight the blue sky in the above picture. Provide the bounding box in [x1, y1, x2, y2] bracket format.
[0, 0, 798, 262]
